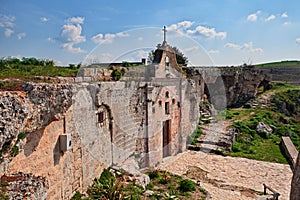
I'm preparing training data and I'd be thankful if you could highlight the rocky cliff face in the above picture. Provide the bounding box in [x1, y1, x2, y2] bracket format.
[0, 83, 73, 167]
[0, 172, 49, 200]
[185, 66, 271, 108]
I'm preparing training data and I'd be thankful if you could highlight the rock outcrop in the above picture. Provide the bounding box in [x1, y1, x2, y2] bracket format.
[0, 83, 73, 168]
[0, 172, 49, 200]
[185, 66, 271, 108]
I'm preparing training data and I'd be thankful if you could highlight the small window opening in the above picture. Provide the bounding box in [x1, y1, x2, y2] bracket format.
[98, 111, 105, 124]
[165, 91, 169, 98]
[165, 102, 170, 114]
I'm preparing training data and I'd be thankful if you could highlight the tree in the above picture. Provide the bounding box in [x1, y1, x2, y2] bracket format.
[148, 43, 188, 66]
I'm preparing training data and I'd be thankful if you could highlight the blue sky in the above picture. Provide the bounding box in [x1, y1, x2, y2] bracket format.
[0, 0, 300, 66]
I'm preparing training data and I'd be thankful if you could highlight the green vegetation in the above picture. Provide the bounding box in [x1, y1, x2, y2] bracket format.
[0, 57, 79, 81]
[146, 170, 206, 199]
[187, 126, 202, 145]
[178, 179, 196, 193]
[227, 82, 300, 163]
[71, 169, 207, 200]
[255, 60, 300, 68]
[110, 68, 126, 81]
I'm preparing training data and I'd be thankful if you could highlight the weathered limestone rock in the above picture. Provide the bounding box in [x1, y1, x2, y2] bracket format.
[291, 152, 300, 200]
[185, 66, 271, 108]
[0, 172, 49, 200]
[256, 122, 273, 136]
[0, 83, 74, 172]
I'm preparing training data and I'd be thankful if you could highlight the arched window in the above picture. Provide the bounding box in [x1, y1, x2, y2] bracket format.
[165, 91, 169, 98]
[165, 56, 170, 70]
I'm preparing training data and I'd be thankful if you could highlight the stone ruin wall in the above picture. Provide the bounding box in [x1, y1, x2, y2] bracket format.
[0, 78, 199, 199]
[0, 66, 271, 199]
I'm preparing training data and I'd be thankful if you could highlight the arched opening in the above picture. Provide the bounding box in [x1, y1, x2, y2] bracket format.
[165, 56, 170, 70]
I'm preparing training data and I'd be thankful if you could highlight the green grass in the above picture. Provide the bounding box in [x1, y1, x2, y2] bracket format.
[229, 136, 287, 164]
[226, 83, 300, 163]
[0, 65, 78, 80]
[187, 126, 202, 145]
[72, 169, 207, 200]
[255, 60, 300, 68]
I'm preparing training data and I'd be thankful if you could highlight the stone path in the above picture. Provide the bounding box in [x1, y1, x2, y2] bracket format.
[159, 151, 293, 200]
[198, 120, 233, 153]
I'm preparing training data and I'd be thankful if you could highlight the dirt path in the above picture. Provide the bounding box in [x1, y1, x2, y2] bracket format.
[159, 151, 292, 200]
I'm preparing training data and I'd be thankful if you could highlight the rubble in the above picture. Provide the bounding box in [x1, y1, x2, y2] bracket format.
[0, 172, 49, 200]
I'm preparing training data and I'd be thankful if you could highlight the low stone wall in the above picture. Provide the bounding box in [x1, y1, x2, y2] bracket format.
[281, 136, 298, 170]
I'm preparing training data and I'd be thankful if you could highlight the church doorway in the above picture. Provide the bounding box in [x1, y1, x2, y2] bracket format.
[162, 120, 171, 157]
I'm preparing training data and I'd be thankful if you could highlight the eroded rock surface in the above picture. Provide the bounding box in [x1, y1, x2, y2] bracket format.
[0, 172, 49, 200]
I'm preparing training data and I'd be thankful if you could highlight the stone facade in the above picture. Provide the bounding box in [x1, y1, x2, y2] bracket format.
[0, 42, 272, 199]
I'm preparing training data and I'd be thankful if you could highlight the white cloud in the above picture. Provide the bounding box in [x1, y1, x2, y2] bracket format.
[17, 32, 26, 40]
[247, 13, 258, 22]
[40, 17, 49, 22]
[167, 21, 194, 32]
[60, 24, 86, 43]
[296, 38, 300, 45]
[0, 15, 15, 28]
[208, 49, 219, 54]
[224, 43, 240, 50]
[4, 28, 13, 37]
[225, 42, 263, 53]
[265, 14, 276, 22]
[61, 43, 85, 53]
[57, 16, 86, 53]
[283, 22, 291, 26]
[187, 25, 226, 39]
[281, 12, 288, 18]
[116, 32, 129, 37]
[66, 16, 84, 24]
[242, 42, 263, 53]
[138, 37, 143, 41]
[91, 32, 129, 44]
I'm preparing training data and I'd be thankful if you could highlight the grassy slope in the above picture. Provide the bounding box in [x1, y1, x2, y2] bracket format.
[255, 60, 300, 68]
[227, 83, 300, 164]
[0, 65, 78, 80]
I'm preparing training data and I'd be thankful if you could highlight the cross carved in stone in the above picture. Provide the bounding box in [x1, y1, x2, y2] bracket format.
[162, 26, 167, 43]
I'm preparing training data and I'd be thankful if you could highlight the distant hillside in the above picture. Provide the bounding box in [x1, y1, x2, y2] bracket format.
[255, 60, 300, 68]
[254, 61, 300, 85]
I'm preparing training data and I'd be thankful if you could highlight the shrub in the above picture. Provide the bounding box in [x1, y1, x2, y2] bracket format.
[17, 132, 26, 141]
[146, 182, 154, 190]
[70, 191, 83, 200]
[148, 170, 161, 180]
[178, 179, 196, 193]
[87, 169, 123, 200]
[11, 145, 19, 157]
[111, 69, 122, 81]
